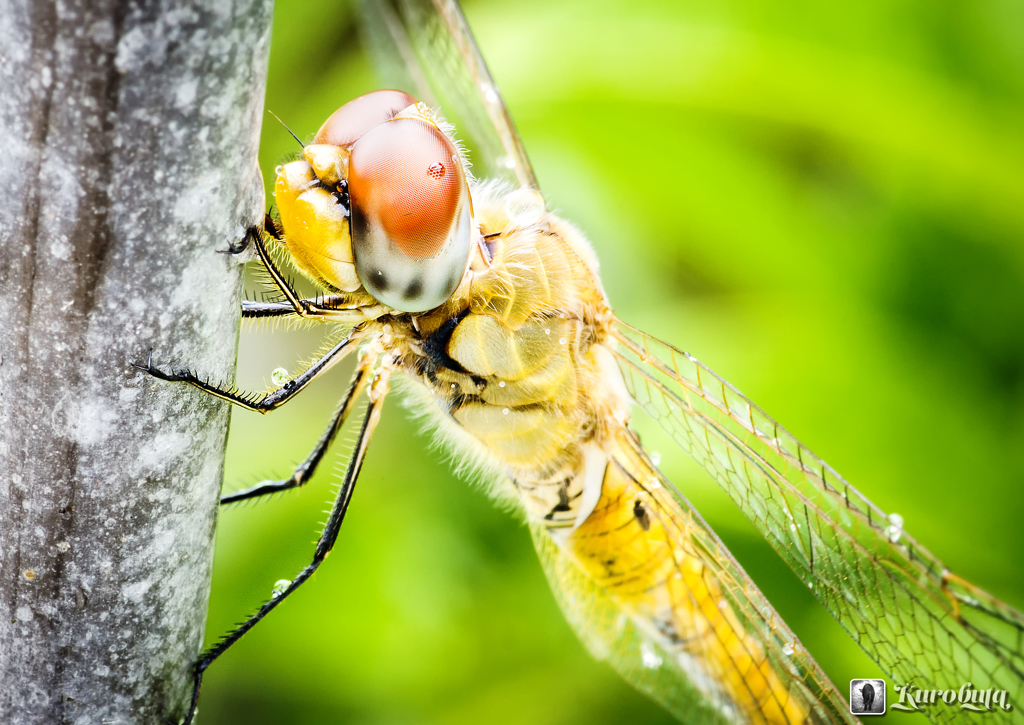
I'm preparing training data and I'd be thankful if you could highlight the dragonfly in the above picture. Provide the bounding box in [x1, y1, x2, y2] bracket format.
[139, 0, 1024, 722]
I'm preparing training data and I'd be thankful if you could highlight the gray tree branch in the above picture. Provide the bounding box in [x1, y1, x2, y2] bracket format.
[0, 1, 273, 723]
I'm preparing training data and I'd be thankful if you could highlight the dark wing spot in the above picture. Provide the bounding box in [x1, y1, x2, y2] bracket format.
[403, 278, 423, 301]
[633, 500, 651, 531]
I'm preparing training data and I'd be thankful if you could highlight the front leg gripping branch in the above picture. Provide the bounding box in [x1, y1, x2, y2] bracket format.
[134, 327, 363, 414]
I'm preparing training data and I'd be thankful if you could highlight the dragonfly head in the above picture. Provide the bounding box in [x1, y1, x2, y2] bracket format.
[274, 90, 474, 313]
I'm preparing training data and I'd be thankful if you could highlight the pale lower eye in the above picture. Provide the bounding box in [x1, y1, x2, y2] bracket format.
[347, 117, 473, 313]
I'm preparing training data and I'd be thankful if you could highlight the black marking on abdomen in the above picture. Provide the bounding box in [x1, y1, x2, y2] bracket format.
[633, 500, 651, 531]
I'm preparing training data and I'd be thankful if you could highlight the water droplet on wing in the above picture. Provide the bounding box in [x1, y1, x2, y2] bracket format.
[640, 642, 662, 669]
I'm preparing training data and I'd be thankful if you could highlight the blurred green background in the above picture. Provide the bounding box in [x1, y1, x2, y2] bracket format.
[201, 0, 1024, 722]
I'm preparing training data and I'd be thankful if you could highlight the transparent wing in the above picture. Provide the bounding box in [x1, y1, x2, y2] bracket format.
[532, 426, 857, 724]
[610, 319, 1024, 723]
[359, 0, 537, 189]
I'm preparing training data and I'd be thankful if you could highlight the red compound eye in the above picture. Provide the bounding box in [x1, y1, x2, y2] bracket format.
[348, 118, 465, 261]
[314, 89, 418, 148]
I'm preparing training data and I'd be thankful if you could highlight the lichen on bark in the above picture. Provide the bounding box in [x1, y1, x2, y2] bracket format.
[0, 2, 273, 723]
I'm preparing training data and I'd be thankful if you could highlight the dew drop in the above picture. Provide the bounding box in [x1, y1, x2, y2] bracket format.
[271, 579, 291, 598]
[650, 451, 661, 467]
[558, 337, 566, 345]
[498, 381, 505, 388]
[640, 641, 662, 669]
[271, 367, 289, 386]
[782, 643, 794, 657]
[480, 82, 499, 103]
[502, 408, 509, 415]
[544, 329, 550, 335]
[885, 512, 904, 543]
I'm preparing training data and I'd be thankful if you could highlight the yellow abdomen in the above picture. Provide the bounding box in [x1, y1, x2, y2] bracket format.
[563, 427, 811, 723]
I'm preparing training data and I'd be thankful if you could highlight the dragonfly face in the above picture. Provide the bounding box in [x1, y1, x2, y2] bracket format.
[274, 90, 474, 312]
[145, 1, 1024, 723]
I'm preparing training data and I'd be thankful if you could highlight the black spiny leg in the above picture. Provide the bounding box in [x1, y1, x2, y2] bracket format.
[232, 220, 369, 322]
[217, 223, 260, 256]
[176, 357, 394, 725]
[135, 327, 364, 413]
[220, 360, 372, 504]
[247, 220, 312, 316]
[240, 295, 363, 320]
[218, 215, 280, 255]
[218, 217, 316, 318]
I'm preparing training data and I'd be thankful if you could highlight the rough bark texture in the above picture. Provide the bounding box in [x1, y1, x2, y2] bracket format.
[0, 1, 272, 723]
